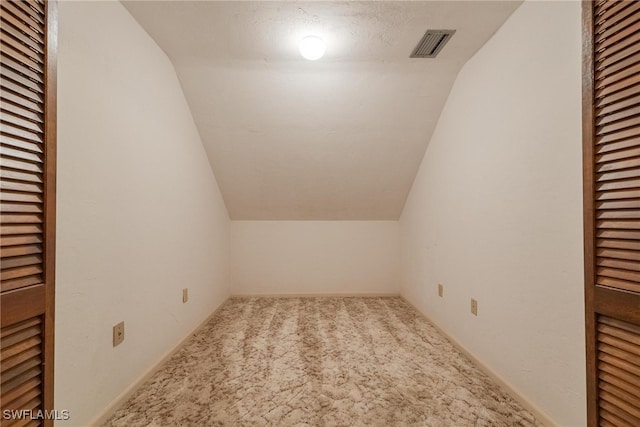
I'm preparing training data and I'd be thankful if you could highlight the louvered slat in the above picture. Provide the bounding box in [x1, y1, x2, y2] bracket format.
[596, 127, 640, 147]
[0, 31, 44, 65]
[2, 28, 44, 63]
[597, 316, 640, 425]
[1, 141, 44, 158]
[0, 376, 41, 408]
[0, 316, 43, 420]
[1, 20, 44, 55]
[594, 0, 640, 299]
[1, 122, 44, 144]
[26, 0, 45, 16]
[2, 102, 44, 126]
[598, 105, 640, 131]
[10, 0, 44, 25]
[597, 170, 640, 184]
[598, 337, 640, 360]
[600, 408, 635, 427]
[598, 200, 640, 210]
[597, 277, 640, 294]
[1, 65, 45, 95]
[1, 265, 43, 283]
[0, 180, 43, 194]
[1, 53, 44, 84]
[596, 146, 640, 163]
[0, 214, 43, 223]
[0, 193, 43, 206]
[597, 90, 640, 118]
[0, 9, 44, 44]
[0, 224, 42, 235]
[1, 276, 42, 293]
[596, 54, 640, 88]
[595, 30, 640, 66]
[596, 2, 640, 42]
[599, 395, 640, 426]
[597, 21, 640, 53]
[597, 161, 640, 176]
[0, 3, 44, 35]
[600, 370, 640, 403]
[599, 255, 640, 270]
[596, 73, 640, 99]
[597, 84, 640, 112]
[0, 89, 43, 116]
[597, 40, 640, 74]
[599, 361, 640, 391]
[0, 203, 43, 214]
[1, 158, 44, 174]
[595, 138, 640, 154]
[1, 169, 44, 184]
[597, 120, 640, 139]
[598, 248, 640, 261]
[1, 121, 44, 144]
[1, 235, 42, 246]
[596, 63, 640, 96]
[596, 190, 640, 201]
[595, 0, 632, 26]
[598, 239, 640, 251]
[0, 40, 42, 72]
[1, 255, 43, 270]
[0, 78, 43, 105]
[597, 268, 640, 289]
[0, 342, 40, 364]
[600, 351, 640, 376]
[598, 179, 640, 192]
[597, 230, 640, 240]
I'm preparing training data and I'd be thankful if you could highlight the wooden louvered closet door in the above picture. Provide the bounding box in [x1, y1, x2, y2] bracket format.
[583, 1, 640, 426]
[0, 0, 56, 426]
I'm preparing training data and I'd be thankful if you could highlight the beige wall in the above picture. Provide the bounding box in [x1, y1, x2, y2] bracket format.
[399, 1, 585, 426]
[231, 221, 399, 295]
[55, 2, 230, 425]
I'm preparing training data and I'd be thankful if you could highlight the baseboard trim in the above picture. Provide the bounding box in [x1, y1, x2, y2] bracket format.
[88, 298, 230, 427]
[231, 292, 400, 298]
[400, 296, 557, 427]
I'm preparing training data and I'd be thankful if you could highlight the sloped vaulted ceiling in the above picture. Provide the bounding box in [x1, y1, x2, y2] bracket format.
[123, 1, 521, 220]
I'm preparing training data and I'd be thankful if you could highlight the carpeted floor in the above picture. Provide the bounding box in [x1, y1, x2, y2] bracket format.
[104, 297, 543, 426]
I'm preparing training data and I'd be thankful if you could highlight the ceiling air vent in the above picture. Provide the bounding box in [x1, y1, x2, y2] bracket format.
[410, 30, 456, 58]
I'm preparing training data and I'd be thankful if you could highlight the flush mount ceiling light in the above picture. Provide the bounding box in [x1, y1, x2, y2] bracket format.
[299, 36, 326, 60]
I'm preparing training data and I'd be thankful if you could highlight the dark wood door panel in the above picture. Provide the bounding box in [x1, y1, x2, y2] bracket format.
[585, 1, 640, 425]
[0, 1, 56, 426]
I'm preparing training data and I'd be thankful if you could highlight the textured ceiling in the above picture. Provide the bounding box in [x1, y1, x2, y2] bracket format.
[123, 1, 521, 220]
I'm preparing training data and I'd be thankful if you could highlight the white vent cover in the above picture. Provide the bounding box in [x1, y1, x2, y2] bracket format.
[410, 30, 456, 58]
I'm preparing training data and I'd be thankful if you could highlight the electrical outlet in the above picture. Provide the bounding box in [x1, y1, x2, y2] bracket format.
[438, 283, 443, 297]
[182, 288, 188, 303]
[471, 299, 478, 316]
[113, 321, 124, 347]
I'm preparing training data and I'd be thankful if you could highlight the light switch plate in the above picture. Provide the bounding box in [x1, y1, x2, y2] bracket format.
[471, 299, 478, 316]
[182, 288, 188, 303]
[438, 283, 443, 297]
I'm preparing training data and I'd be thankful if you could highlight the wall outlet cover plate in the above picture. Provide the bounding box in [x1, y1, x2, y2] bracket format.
[113, 321, 125, 347]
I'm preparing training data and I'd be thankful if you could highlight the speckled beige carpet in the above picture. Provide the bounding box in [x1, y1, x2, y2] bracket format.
[104, 297, 543, 427]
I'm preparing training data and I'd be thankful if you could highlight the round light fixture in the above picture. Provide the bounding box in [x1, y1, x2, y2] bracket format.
[299, 36, 326, 60]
